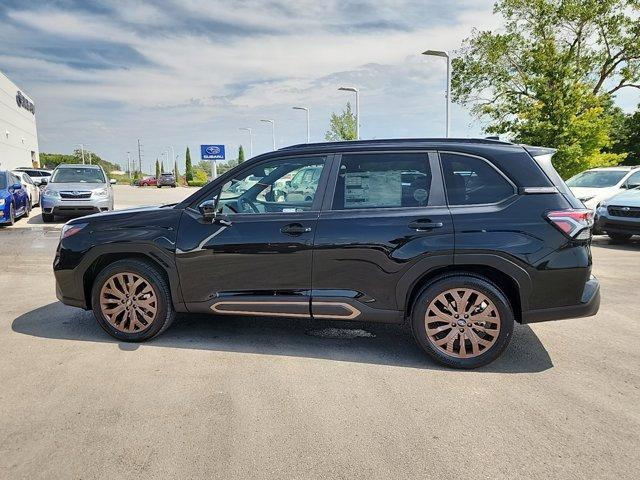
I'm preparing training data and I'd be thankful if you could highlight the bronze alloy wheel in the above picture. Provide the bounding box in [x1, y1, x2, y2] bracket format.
[424, 288, 501, 358]
[99, 272, 158, 333]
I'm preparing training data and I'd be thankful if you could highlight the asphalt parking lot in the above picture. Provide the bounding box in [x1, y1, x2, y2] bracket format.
[0, 190, 639, 479]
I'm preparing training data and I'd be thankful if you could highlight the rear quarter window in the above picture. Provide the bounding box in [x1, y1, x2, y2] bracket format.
[441, 152, 515, 205]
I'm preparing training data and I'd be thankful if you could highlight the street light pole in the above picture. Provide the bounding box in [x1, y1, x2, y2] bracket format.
[261, 119, 276, 150]
[239, 127, 253, 158]
[422, 50, 451, 138]
[338, 87, 360, 140]
[126, 151, 132, 178]
[76, 144, 86, 164]
[292, 107, 310, 143]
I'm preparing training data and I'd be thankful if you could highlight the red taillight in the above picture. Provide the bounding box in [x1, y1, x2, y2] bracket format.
[546, 209, 594, 239]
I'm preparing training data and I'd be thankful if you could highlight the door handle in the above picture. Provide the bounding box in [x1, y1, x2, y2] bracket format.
[408, 220, 444, 231]
[281, 223, 312, 235]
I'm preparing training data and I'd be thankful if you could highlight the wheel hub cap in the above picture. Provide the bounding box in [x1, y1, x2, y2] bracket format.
[425, 288, 501, 359]
[99, 272, 157, 333]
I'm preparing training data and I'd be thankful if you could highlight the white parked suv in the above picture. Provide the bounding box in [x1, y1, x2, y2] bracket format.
[566, 166, 640, 210]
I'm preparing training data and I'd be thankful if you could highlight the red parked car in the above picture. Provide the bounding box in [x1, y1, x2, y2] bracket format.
[138, 176, 157, 187]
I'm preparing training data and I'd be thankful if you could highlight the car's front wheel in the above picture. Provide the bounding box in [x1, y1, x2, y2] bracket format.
[91, 259, 175, 342]
[411, 274, 514, 369]
[42, 212, 54, 223]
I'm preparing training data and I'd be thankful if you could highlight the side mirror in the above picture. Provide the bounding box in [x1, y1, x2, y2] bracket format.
[285, 180, 291, 187]
[198, 199, 217, 220]
[110, 178, 117, 185]
[40, 177, 48, 185]
[11, 182, 22, 190]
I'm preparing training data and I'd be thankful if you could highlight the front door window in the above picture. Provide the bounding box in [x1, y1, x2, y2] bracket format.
[216, 157, 326, 215]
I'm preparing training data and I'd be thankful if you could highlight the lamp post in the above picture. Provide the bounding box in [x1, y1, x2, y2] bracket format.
[338, 86, 359, 140]
[292, 106, 310, 143]
[76, 143, 86, 164]
[261, 119, 276, 150]
[239, 127, 253, 158]
[422, 49, 451, 138]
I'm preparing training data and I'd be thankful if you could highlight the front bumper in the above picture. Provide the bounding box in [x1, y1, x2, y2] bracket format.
[521, 276, 600, 323]
[595, 212, 640, 236]
[41, 195, 112, 217]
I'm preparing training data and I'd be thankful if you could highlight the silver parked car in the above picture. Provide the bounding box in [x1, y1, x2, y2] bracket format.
[41, 164, 115, 222]
[595, 186, 640, 241]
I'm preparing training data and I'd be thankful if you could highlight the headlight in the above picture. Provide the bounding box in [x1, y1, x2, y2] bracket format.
[93, 188, 109, 198]
[0, 198, 5, 206]
[44, 189, 60, 198]
[61, 222, 88, 239]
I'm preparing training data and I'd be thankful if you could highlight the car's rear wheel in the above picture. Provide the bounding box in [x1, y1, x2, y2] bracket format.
[608, 232, 632, 241]
[156, 185, 161, 188]
[91, 259, 175, 342]
[411, 275, 514, 369]
[42, 212, 54, 223]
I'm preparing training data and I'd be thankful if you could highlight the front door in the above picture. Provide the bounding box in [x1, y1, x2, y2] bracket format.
[176, 155, 330, 316]
[311, 151, 454, 323]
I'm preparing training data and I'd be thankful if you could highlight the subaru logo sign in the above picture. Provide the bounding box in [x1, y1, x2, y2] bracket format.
[201, 144, 225, 160]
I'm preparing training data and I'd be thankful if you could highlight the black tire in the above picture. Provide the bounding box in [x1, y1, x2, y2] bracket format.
[8, 203, 16, 226]
[608, 232, 632, 241]
[157, 185, 161, 188]
[171, 184, 176, 188]
[91, 259, 175, 342]
[42, 212, 54, 223]
[411, 274, 514, 369]
[23, 200, 30, 218]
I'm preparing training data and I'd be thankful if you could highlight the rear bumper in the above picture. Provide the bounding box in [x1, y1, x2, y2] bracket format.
[521, 276, 600, 324]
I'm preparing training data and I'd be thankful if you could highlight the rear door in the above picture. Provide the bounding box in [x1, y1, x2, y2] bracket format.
[311, 151, 454, 322]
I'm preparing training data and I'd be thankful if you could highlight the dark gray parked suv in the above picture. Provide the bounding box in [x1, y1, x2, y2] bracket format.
[157, 172, 176, 188]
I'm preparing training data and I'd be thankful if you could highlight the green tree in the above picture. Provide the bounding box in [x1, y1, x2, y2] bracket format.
[161, 161, 165, 174]
[610, 105, 640, 164]
[325, 102, 357, 141]
[452, 0, 639, 178]
[238, 145, 245, 163]
[155, 159, 160, 179]
[185, 147, 194, 182]
[174, 161, 180, 184]
[40, 150, 119, 172]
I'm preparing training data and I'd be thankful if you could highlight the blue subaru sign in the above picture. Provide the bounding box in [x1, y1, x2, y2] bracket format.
[200, 144, 225, 160]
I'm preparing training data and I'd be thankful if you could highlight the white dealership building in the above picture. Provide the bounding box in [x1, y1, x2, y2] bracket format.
[0, 70, 40, 171]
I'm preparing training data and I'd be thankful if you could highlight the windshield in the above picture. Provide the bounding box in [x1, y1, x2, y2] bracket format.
[51, 167, 106, 184]
[566, 170, 627, 188]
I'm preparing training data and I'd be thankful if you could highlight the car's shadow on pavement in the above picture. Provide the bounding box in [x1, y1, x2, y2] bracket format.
[591, 236, 640, 251]
[12, 302, 553, 373]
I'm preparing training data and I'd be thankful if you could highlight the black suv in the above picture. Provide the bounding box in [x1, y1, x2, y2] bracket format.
[54, 139, 600, 368]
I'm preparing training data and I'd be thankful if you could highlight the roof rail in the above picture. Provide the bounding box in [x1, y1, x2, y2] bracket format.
[280, 137, 513, 151]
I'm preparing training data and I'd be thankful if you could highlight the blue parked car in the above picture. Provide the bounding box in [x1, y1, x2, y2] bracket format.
[0, 170, 30, 226]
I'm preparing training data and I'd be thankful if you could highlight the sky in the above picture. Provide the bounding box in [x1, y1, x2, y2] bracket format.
[1, 0, 639, 172]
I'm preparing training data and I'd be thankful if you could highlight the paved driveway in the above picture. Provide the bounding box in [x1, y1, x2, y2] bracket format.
[0, 229, 638, 479]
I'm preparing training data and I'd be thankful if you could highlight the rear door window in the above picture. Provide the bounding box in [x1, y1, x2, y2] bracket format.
[331, 153, 431, 210]
[441, 153, 515, 205]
